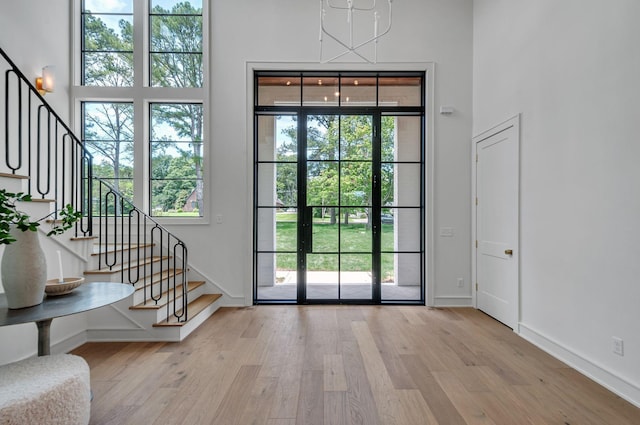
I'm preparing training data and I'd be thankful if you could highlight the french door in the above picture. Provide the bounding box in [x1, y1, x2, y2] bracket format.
[254, 71, 425, 304]
[301, 114, 377, 301]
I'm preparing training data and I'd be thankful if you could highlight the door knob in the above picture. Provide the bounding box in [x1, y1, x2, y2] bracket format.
[505, 249, 513, 256]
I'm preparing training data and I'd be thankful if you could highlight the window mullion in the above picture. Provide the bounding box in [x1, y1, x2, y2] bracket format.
[131, 0, 146, 210]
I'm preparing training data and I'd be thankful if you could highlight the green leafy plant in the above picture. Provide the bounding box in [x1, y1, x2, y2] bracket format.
[0, 189, 83, 245]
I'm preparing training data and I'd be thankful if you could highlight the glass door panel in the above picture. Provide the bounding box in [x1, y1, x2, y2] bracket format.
[304, 115, 373, 301]
[255, 114, 298, 301]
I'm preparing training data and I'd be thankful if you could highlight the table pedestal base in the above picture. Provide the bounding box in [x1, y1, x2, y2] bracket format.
[36, 319, 52, 356]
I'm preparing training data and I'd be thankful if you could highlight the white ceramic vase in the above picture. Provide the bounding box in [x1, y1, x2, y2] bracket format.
[1, 227, 47, 309]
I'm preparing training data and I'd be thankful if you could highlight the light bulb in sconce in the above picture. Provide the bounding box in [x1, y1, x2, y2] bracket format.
[35, 65, 55, 95]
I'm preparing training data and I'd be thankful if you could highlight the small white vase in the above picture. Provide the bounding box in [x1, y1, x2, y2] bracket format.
[1, 227, 47, 309]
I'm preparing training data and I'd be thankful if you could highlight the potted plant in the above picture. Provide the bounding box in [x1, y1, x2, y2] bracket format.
[0, 189, 82, 309]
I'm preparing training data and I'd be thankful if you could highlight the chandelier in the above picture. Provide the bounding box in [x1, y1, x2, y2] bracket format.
[319, 0, 393, 64]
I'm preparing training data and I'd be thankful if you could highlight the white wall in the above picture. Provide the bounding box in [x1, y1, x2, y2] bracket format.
[473, 0, 640, 406]
[0, 0, 72, 120]
[172, 0, 474, 306]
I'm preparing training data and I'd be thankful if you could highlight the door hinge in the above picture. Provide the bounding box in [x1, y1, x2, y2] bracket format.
[475, 197, 478, 206]
[475, 240, 478, 248]
[476, 282, 478, 291]
[476, 153, 478, 162]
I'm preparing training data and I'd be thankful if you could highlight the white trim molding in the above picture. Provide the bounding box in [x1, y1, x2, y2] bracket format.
[520, 323, 640, 408]
[245, 61, 435, 306]
[433, 296, 473, 307]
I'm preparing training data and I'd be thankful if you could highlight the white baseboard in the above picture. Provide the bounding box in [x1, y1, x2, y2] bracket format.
[519, 323, 640, 409]
[50, 330, 88, 355]
[433, 296, 473, 307]
[86, 328, 180, 342]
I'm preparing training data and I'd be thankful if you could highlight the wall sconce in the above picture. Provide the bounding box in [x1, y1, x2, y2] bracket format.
[35, 66, 55, 95]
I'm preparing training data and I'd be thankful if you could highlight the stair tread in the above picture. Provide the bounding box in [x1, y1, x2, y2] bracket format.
[84, 256, 169, 274]
[130, 281, 205, 310]
[152, 294, 222, 327]
[0, 172, 29, 180]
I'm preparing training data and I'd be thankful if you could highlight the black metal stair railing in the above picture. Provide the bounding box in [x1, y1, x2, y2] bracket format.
[95, 178, 189, 322]
[0, 46, 190, 323]
[1, 47, 93, 235]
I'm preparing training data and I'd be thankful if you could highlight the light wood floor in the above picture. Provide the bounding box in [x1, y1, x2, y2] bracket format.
[72, 306, 640, 425]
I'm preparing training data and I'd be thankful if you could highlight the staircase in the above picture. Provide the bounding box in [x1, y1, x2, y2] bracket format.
[0, 48, 223, 342]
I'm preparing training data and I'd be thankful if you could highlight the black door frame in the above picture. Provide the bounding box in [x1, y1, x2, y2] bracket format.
[253, 70, 426, 305]
[297, 111, 382, 304]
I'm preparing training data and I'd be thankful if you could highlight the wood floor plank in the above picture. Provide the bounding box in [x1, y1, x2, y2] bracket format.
[396, 389, 439, 425]
[267, 420, 296, 425]
[399, 354, 467, 425]
[323, 354, 348, 392]
[212, 365, 262, 424]
[351, 320, 408, 425]
[265, 342, 304, 419]
[341, 340, 382, 425]
[324, 391, 347, 425]
[431, 370, 497, 425]
[368, 326, 416, 390]
[236, 376, 279, 425]
[335, 306, 364, 342]
[71, 306, 640, 425]
[296, 370, 324, 425]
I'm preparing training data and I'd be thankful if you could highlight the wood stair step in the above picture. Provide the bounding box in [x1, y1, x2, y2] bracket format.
[70, 236, 98, 241]
[129, 281, 205, 310]
[0, 172, 28, 180]
[84, 256, 169, 274]
[153, 294, 222, 327]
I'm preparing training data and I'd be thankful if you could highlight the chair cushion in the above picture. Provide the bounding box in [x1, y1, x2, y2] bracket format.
[0, 354, 90, 425]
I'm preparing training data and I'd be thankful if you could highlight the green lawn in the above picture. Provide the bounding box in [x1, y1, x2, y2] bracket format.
[274, 221, 396, 280]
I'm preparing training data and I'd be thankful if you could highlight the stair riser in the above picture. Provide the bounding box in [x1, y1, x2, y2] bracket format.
[0, 176, 28, 193]
[84, 268, 166, 284]
[172, 301, 222, 340]
[132, 278, 187, 305]
[14, 200, 54, 221]
[88, 245, 156, 270]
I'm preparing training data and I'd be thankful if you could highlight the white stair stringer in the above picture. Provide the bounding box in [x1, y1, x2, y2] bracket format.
[82, 240, 223, 342]
[84, 287, 223, 342]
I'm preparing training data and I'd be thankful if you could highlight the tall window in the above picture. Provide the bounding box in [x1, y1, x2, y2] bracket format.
[75, 0, 207, 218]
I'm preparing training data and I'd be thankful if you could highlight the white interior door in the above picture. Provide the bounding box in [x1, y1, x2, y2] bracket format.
[475, 120, 519, 329]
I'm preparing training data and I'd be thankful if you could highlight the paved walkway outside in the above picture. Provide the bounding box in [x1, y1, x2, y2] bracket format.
[257, 271, 421, 301]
